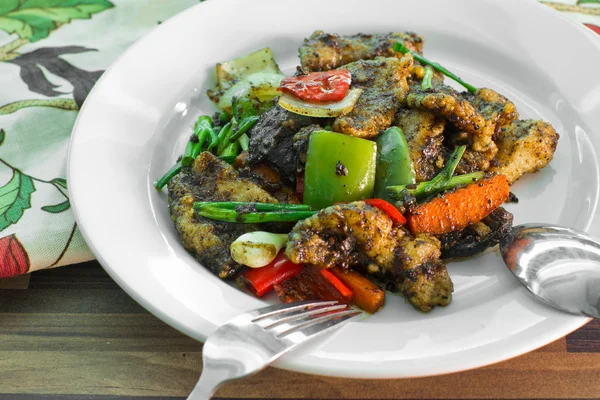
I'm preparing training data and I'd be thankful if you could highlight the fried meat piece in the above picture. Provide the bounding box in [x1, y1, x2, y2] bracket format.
[247, 105, 324, 185]
[299, 31, 423, 72]
[488, 120, 559, 184]
[236, 162, 300, 204]
[438, 207, 514, 259]
[394, 108, 446, 182]
[407, 86, 517, 153]
[168, 152, 281, 279]
[333, 56, 413, 139]
[285, 202, 453, 312]
[471, 88, 519, 132]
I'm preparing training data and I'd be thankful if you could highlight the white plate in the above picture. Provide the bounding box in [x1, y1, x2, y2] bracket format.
[68, 0, 600, 378]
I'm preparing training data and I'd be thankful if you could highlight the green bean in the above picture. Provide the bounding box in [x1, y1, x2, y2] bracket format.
[193, 202, 312, 211]
[154, 160, 182, 191]
[228, 116, 259, 143]
[387, 172, 484, 199]
[195, 206, 316, 223]
[394, 42, 477, 93]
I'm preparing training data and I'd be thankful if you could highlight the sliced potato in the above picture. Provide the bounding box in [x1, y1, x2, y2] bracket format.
[278, 88, 363, 118]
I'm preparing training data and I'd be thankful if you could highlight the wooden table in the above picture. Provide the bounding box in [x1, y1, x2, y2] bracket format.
[1, 261, 600, 399]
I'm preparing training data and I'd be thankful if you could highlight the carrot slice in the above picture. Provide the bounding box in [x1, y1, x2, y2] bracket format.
[331, 267, 385, 314]
[406, 174, 510, 235]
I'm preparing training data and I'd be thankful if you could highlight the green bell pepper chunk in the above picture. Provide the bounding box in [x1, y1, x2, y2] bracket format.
[374, 126, 416, 201]
[303, 130, 377, 209]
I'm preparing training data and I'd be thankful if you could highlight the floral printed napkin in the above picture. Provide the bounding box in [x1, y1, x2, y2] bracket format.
[0, 0, 598, 278]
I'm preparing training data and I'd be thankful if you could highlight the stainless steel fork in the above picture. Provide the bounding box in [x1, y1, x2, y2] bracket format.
[186, 300, 361, 399]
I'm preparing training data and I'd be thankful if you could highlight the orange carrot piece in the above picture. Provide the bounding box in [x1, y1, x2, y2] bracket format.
[330, 267, 385, 314]
[406, 174, 510, 235]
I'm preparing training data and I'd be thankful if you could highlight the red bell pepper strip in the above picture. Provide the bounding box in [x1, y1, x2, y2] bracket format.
[364, 198, 407, 225]
[241, 251, 304, 297]
[278, 69, 351, 103]
[320, 268, 353, 303]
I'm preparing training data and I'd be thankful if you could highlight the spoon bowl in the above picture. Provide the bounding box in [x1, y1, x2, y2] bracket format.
[499, 224, 600, 318]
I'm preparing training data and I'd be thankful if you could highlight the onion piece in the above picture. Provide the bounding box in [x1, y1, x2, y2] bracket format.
[230, 231, 288, 268]
[278, 88, 363, 118]
[217, 72, 284, 111]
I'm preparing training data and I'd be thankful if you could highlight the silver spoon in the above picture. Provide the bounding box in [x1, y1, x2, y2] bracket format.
[499, 224, 600, 318]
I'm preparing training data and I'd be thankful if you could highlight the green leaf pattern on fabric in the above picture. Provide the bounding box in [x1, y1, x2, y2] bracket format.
[41, 199, 70, 213]
[0, 169, 36, 231]
[579, 0, 600, 4]
[51, 177, 67, 189]
[0, 0, 114, 42]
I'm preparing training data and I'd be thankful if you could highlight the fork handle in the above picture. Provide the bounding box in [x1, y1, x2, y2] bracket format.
[187, 361, 233, 400]
[187, 373, 219, 400]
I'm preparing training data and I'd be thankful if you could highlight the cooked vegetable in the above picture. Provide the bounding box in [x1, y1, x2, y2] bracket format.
[406, 174, 510, 235]
[193, 201, 316, 223]
[393, 42, 477, 94]
[232, 95, 258, 122]
[208, 47, 285, 111]
[230, 231, 288, 268]
[274, 264, 352, 304]
[278, 88, 362, 118]
[228, 116, 259, 143]
[217, 73, 284, 111]
[215, 48, 282, 90]
[207, 96, 259, 159]
[386, 145, 471, 201]
[387, 172, 484, 200]
[320, 268, 353, 303]
[158, 116, 219, 189]
[330, 266, 385, 314]
[279, 69, 352, 102]
[217, 155, 237, 164]
[182, 116, 215, 166]
[212, 121, 232, 153]
[240, 251, 304, 297]
[364, 198, 406, 225]
[154, 159, 182, 191]
[421, 66, 434, 90]
[303, 130, 377, 209]
[219, 141, 240, 159]
[195, 202, 312, 211]
[237, 133, 249, 151]
[374, 126, 415, 201]
[219, 110, 232, 125]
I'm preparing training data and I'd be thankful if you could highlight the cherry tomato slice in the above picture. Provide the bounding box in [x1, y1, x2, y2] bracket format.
[278, 69, 351, 103]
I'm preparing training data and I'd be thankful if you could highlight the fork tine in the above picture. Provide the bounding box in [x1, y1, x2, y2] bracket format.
[276, 309, 361, 340]
[258, 303, 349, 329]
[250, 300, 339, 322]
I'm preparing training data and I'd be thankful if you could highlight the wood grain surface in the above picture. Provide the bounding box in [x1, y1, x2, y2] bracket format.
[0, 261, 599, 399]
